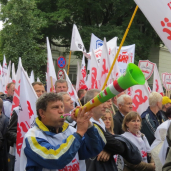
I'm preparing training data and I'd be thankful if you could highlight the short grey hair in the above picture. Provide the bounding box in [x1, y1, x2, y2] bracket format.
[84, 89, 100, 104]
[57, 92, 69, 97]
[36, 92, 63, 120]
[55, 79, 68, 88]
[117, 94, 132, 106]
[149, 92, 162, 107]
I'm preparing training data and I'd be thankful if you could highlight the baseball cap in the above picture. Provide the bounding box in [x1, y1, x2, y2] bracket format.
[162, 96, 171, 105]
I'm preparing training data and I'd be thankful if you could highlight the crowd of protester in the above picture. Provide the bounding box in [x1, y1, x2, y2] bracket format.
[1, 79, 171, 171]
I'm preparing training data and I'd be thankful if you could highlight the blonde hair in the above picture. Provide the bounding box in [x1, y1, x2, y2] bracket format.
[149, 92, 162, 107]
[102, 109, 114, 134]
[122, 111, 142, 132]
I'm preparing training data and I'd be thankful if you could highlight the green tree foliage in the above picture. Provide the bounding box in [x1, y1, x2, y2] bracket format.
[0, 0, 47, 81]
[35, 0, 162, 64]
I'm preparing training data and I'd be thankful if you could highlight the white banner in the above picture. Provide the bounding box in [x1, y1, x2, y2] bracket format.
[134, 0, 171, 53]
[117, 44, 135, 74]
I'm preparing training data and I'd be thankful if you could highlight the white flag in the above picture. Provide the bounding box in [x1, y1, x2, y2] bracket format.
[2, 55, 8, 92]
[81, 55, 87, 81]
[46, 37, 57, 92]
[88, 50, 99, 89]
[134, 0, 171, 53]
[37, 77, 41, 82]
[70, 24, 85, 52]
[76, 61, 86, 92]
[12, 63, 16, 83]
[15, 66, 38, 171]
[127, 84, 150, 115]
[152, 64, 164, 96]
[29, 70, 34, 84]
[11, 58, 22, 117]
[96, 38, 114, 89]
[63, 69, 79, 102]
[87, 33, 103, 70]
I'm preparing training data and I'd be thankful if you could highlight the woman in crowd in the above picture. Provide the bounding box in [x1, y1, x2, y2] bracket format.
[102, 109, 114, 134]
[102, 109, 124, 171]
[122, 111, 155, 171]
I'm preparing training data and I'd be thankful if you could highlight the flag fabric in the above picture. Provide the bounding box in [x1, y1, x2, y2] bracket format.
[37, 77, 41, 82]
[96, 38, 114, 89]
[29, 70, 34, 84]
[134, 0, 171, 53]
[46, 37, 57, 92]
[76, 61, 86, 92]
[12, 63, 16, 83]
[87, 33, 103, 70]
[117, 44, 135, 74]
[11, 58, 22, 115]
[87, 50, 99, 89]
[81, 55, 87, 81]
[70, 24, 85, 52]
[63, 69, 79, 102]
[2, 55, 8, 92]
[6, 61, 11, 85]
[108, 38, 121, 81]
[15, 66, 38, 171]
[84, 37, 117, 65]
[127, 84, 150, 115]
[152, 64, 164, 96]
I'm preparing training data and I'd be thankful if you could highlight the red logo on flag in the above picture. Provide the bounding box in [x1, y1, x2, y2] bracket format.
[59, 158, 79, 171]
[101, 59, 108, 77]
[155, 79, 159, 92]
[132, 89, 148, 111]
[168, 2, 171, 10]
[16, 121, 30, 156]
[117, 52, 129, 63]
[81, 66, 86, 79]
[27, 101, 34, 119]
[91, 67, 98, 89]
[69, 90, 74, 96]
[161, 18, 171, 40]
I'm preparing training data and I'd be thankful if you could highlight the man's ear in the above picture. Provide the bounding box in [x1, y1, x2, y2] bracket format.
[39, 109, 45, 119]
[118, 104, 122, 109]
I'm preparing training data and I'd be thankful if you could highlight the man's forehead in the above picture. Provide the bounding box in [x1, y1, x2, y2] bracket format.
[33, 84, 44, 89]
[57, 82, 67, 87]
[48, 100, 64, 106]
[63, 94, 70, 100]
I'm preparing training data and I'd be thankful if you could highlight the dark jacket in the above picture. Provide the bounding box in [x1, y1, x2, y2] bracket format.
[6, 109, 18, 147]
[0, 113, 9, 171]
[113, 110, 124, 135]
[86, 123, 141, 171]
[141, 107, 166, 145]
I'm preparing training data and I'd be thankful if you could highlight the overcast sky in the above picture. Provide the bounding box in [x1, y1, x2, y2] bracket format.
[0, 21, 2, 30]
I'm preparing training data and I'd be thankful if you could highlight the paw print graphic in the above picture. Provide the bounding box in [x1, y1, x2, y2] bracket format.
[161, 18, 171, 40]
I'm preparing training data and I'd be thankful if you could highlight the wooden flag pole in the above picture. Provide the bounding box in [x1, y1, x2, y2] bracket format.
[67, 51, 72, 75]
[50, 76, 53, 92]
[101, 5, 139, 90]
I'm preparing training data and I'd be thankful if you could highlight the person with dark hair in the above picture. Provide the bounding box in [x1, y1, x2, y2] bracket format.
[0, 82, 15, 118]
[32, 82, 45, 97]
[0, 98, 9, 171]
[20, 92, 106, 171]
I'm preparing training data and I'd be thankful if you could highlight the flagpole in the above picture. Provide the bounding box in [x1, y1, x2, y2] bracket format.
[67, 51, 72, 75]
[101, 5, 139, 90]
[50, 76, 53, 92]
